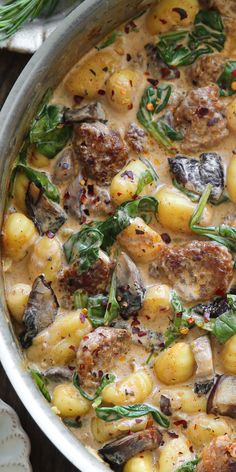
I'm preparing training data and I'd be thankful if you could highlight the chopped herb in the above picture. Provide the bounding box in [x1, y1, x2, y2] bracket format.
[73, 372, 116, 402]
[217, 60, 236, 96]
[29, 369, 51, 403]
[96, 31, 122, 50]
[175, 458, 199, 472]
[95, 403, 170, 428]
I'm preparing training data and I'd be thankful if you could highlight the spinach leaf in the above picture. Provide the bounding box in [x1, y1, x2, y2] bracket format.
[63, 225, 104, 274]
[104, 271, 120, 325]
[30, 104, 72, 158]
[175, 458, 199, 472]
[96, 31, 122, 50]
[137, 84, 182, 149]
[17, 163, 60, 203]
[95, 403, 170, 428]
[29, 369, 51, 402]
[136, 157, 158, 195]
[217, 60, 236, 96]
[165, 291, 236, 346]
[74, 289, 89, 309]
[63, 418, 82, 428]
[87, 294, 108, 327]
[172, 179, 200, 202]
[73, 372, 116, 402]
[156, 10, 225, 67]
[189, 183, 236, 252]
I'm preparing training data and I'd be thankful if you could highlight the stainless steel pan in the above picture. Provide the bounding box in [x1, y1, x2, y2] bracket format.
[0, 0, 146, 469]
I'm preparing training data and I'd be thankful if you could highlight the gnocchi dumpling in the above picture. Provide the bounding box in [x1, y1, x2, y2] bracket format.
[156, 186, 212, 234]
[106, 69, 139, 112]
[65, 51, 117, 98]
[158, 386, 206, 414]
[124, 452, 153, 472]
[102, 369, 153, 405]
[117, 217, 163, 263]
[227, 156, 236, 203]
[139, 284, 171, 319]
[157, 436, 193, 472]
[2, 212, 37, 261]
[26, 311, 92, 366]
[222, 334, 236, 374]
[13, 172, 29, 213]
[146, 0, 199, 35]
[6, 283, 31, 323]
[186, 414, 232, 448]
[110, 159, 156, 205]
[154, 342, 195, 385]
[53, 383, 90, 417]
[29, 236, 62, 283]
[91, 416, 148, 443]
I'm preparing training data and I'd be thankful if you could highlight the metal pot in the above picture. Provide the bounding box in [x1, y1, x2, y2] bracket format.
[0, 0, 146, 470]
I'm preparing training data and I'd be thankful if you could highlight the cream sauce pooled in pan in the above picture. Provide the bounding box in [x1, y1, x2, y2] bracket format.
[2, 1, 236, 470]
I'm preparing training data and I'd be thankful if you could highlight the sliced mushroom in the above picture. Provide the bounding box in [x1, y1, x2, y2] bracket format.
[64, 102, 106, 123]
[168, 152, 224, 203]
[99, 428, 162, 471]
[207, 375, 236, 419]
[20, 275, 59, 348]
[193, 296, 230, 319]
[26, 182, 67, 235]
[53, 147, 75, 184]
[116, 252, 145, 317]
[44, 366, 73, 381]
[191, 336, 214, 382]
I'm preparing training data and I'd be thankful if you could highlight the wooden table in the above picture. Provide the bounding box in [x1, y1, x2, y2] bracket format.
[0, 49, 78, 472]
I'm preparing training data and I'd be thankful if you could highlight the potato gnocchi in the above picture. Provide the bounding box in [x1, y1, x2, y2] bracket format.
[2, 0, 236, 471]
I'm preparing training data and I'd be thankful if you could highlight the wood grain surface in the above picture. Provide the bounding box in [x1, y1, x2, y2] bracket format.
[0, 49, 78, 472]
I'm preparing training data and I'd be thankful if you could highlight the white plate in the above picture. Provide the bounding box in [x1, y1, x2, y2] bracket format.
[0, 0, 82, 53]
[0, 399, 31, 471]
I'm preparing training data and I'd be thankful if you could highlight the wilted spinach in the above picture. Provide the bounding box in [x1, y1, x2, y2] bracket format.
[73, 372, 115, 402]
[95, 403, 170, 428]
[156, 10, 225, 67]
[29, 369, 51, 403]
[217, 60, 236, 96]
[96, 31, 122, 50]
[63, 225, 104, 274]
[175, 459, 199, 472]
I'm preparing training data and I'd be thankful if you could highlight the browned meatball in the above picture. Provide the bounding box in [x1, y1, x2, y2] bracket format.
[174, 85, 229, 152]
[125, 122, 147, 152]
[77, 327, 131, 387]
[74, 121, 128, 185]
[196, 435, 236, 472]
[59, 251, 114, 295]
[189, 54, 227, 87]
[150, 241, 233, 302]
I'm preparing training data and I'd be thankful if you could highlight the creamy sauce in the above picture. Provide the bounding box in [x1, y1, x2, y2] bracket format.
[2, 3, 236, 470]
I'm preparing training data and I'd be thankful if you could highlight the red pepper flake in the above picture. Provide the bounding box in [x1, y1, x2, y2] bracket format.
[215, 288, 225, 296]
[69, 345, 76, 352]
[138, 331, 147, 337]
[80, 313, 87, 323]
[128, 103, 133, 110]
[176, 312, 183, 318]
[172, 7, 187, 20]
[135, 229, 145, 235]
[98, 89, 106, 95]
[135, 418, 143, 424]
[147, 78, 159, 87]
[161, 233, 171, 244]
[167, 431, 179, 438]
[160, 18, 167, 24]
[89, 68, 96, 76]
[121, 170, 134, 180]
[46, 231, 55, 239]
[197, 107, 209, 117]
[174, 419, 188, 429]
[232, 70, 236, 78]
[131, 318, 141, 326]
[126, 53, 132, 62]
[117, 192, 122, 196]
[80, 189, 87, 205]
[102, 66, 108, 72]
[74, 95, 84, 104]
[124, 20, 138, 34]
[187, 317, 195, 325]
[87, 184, 94, 196]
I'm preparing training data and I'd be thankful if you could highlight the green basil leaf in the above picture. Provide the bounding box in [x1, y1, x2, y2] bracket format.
[217, 60, 236, 96]
[30, 104, 72, 158]
[175, 458, 199, 472]
[17, 164, 60, 203]
[29, 369, 51, 403]
[95, 403, 170, 428]
[104, 271, 120, 325]
[73, 372, 116, 402]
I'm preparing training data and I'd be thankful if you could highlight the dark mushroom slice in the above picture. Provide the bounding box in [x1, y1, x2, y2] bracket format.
[53, 147, 75, 184]
[193, 296, 230, 319]
[26, 182, 67, 235]
[99, 428, 162, 472]
[207, 375, 236, 419]
[44, 366, 73, 381]
[168, 152, 224, 203]
[160, 395, 172, 416]
[64, 102, 106, 123]
[116, 252, 145, 317]
[194, 379, 215, 395]
[20, 275, 59, 348]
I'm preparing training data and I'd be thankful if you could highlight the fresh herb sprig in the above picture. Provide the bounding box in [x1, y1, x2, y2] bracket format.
[73, 372, 115, 402]
[156, 10, 225, 67]
[189, 183, 236, 252]
[137, 85, 182, 149]
[165, 291, 236, 347]
[95, 404, 170, 428]
[29, 369, 51, 402]
[0, 0, 60, 41]
[64, 196, 158, 274]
